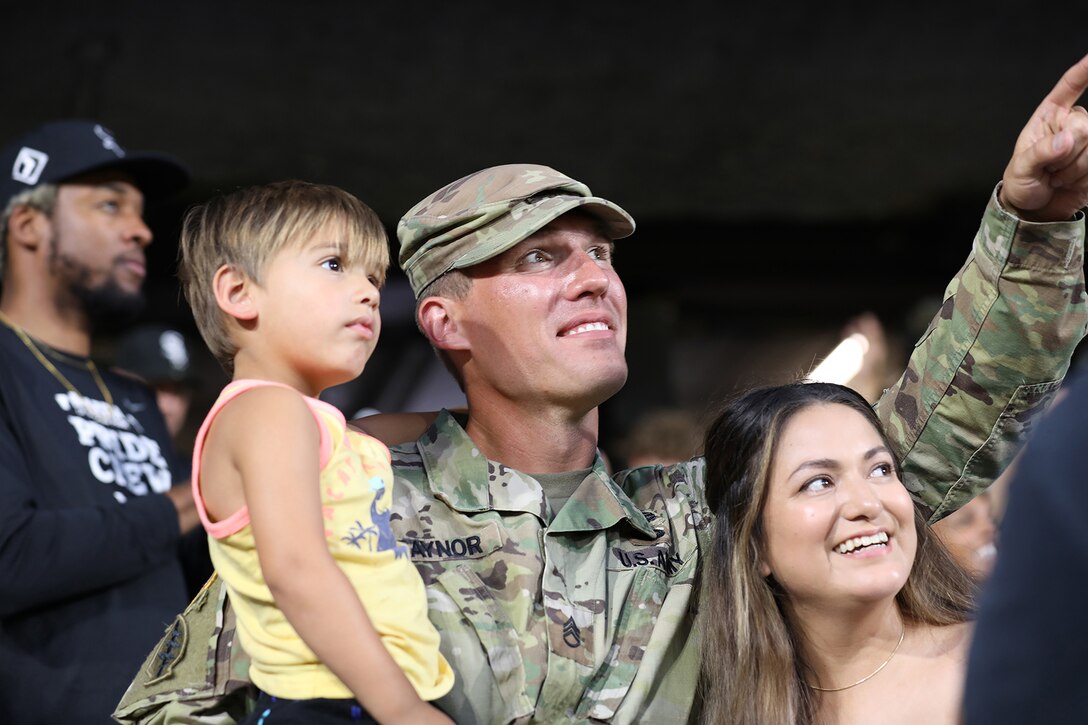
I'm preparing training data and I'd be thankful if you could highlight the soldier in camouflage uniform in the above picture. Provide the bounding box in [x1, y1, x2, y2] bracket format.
[116, 55, 1088, 724]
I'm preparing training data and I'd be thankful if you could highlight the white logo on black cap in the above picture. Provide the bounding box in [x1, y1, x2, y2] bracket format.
[12, 147, 49, 185]
[93, 124, 125, 158]
[159, 331, 189, 372]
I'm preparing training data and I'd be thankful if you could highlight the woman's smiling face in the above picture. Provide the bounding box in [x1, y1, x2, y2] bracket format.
[759, 402, 918, 611]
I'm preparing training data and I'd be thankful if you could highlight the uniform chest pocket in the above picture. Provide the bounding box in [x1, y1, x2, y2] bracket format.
[433, 564, 535, 721]
[575, 566, 670, 721]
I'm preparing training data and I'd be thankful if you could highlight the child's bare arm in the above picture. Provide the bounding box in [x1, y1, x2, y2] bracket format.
[349, 411, 440, 445]
[221, 388, 451, 724]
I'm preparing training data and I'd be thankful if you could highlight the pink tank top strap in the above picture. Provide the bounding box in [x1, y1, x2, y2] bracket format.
[191, 379, 344, 538]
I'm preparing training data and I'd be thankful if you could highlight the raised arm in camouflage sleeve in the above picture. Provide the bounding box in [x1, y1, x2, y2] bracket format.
[879, 52, 1088, 523]
[877, 187, 1086, 522]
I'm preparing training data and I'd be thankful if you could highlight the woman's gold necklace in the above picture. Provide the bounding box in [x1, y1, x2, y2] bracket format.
[0, 309, 114, 407]
[806, 622, 907, 692]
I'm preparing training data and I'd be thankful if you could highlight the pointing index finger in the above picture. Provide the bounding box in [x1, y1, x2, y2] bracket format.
[1045, 52, 1088, 110]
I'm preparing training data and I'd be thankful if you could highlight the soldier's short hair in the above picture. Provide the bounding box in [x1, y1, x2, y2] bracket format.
[415, 269, 473, 390]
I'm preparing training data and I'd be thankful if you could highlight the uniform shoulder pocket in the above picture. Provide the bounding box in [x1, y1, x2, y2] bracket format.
[930, 379, 1063, 522]
[113, 574, 257, 723]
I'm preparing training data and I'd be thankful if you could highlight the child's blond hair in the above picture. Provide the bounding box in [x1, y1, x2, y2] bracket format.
[180, 180, 389, 374]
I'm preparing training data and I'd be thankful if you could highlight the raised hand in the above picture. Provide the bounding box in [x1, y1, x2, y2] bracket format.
[1001, 53, 1088, 222]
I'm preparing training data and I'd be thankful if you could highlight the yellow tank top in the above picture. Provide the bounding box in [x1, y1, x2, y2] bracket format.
[192, 379, 453, 700]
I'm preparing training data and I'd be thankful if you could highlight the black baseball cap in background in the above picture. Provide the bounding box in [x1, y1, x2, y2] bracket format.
[0, 120, 189, 207]
[115, 324, 197, 386]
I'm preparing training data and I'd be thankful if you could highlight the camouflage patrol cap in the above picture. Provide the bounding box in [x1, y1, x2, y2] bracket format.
[398, 163, 635, 296]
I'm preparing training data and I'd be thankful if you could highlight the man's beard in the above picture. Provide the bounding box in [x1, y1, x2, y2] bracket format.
[71, 273, 145, 327]
[49, 237, 144, 329]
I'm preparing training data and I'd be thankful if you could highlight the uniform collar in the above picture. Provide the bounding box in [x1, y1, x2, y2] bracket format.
[549, 459, 658, 538]
[417, 409, 657, 538]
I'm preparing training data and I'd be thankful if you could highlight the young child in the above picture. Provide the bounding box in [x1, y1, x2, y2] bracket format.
[180, 180, 454, 724]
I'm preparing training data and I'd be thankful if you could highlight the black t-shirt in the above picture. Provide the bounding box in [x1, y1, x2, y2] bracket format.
[0, 324, 188, 723]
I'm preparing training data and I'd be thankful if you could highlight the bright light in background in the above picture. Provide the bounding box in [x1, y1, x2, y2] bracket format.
[807, 332, 870, 385]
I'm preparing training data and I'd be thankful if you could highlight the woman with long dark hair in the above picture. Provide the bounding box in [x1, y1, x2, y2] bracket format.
[700, 382, 976, 724]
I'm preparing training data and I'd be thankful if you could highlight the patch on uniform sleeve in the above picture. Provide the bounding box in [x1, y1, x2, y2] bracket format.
[562, 616, 583, 647]
[144, 614, 188, 684]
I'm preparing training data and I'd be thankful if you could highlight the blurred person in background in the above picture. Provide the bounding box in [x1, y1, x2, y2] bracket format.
[932, 491, 997, 582]
[0, 120, 197, 723]
[617, 407, 703, 468]
[115, 323, 198, 446]
[115, 322, 214, 597]
[963, 375, 1088, 723]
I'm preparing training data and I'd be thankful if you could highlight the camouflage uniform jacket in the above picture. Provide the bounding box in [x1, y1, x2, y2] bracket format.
[114, 189, 1086, 724]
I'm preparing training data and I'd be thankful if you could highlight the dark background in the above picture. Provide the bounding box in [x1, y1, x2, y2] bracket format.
[3, 2, 1084, 458]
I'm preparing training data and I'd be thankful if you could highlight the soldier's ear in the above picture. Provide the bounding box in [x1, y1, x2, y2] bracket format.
[418, 296, 469, 351]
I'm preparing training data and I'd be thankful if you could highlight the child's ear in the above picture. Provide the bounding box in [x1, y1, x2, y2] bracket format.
[212, 265, 257, 322]
[418, 296, 468, 351]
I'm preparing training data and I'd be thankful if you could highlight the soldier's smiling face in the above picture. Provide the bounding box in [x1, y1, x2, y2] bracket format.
[454, 212, 628, 411]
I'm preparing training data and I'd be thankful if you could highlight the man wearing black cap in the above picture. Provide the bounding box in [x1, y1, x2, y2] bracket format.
[0, 120, 197, 723]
